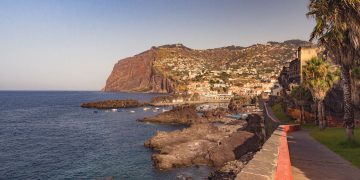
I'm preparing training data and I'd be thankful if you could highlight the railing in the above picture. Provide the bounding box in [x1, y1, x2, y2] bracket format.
[262, 101, 280, 139]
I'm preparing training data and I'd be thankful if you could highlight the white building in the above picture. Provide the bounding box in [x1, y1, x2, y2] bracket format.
[271, 84, 283, 96]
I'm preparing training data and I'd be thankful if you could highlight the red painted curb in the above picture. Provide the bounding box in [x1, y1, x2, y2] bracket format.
[284, 124, 301, 133]
[275, 124, 300, 180]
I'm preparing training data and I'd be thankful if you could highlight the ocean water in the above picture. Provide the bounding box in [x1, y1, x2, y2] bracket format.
[0, 91, 212, 180]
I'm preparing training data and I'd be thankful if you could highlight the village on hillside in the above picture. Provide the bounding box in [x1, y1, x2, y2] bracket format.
[160, 45, 320, 103]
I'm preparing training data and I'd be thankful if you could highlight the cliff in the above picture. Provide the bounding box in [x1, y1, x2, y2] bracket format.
[104, 49, 175, 93]
[104, 40, 312, 93]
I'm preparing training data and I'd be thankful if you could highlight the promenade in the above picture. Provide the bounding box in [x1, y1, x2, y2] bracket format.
[150, 100, 230, 106]
[288, 130, 360, 180]
[263, 102, 360, 180]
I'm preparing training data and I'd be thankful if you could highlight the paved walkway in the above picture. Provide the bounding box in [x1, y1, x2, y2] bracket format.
[288, 130, 360, 180]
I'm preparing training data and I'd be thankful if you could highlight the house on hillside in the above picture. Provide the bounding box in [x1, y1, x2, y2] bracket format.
[271, 83, 283, 96]
[279, 46, 319, 88]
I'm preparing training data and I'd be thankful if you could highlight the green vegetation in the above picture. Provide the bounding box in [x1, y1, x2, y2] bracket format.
[354, 66, 360, 80]
[304, 125, 360, 168]
[302, 57, 340, 129]
[307, 0, 360, 141]
[290, 85, 313, 124]
[271, 103, 293, 124]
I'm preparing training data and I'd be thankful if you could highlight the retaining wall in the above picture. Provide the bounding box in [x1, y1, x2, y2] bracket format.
[237, 100, 300, 179]
[236, 125, 299, 180]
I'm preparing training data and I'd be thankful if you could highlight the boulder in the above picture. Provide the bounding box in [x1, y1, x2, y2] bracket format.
[152, 139, 214, 169]
[228, 96, 249, 113]
[202, 107, 229, 120]
[242, 114, 265, 145]
[141, 104, 204, 125]
[208, 152, 255, 180]
[144, 114, 263, 170]
[208, 131, 259, 167]
[145, 123, 226, 150]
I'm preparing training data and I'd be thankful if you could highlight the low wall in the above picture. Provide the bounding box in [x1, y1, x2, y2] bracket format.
[236, 122, 299, 180]
[150, 100, 230, 106]
[283, 124, 301, 133]
[262, 102, 280, 139]
[236, 127, 282, 180]
[236, 100, 299, 179]
[275, 125, 294, 180]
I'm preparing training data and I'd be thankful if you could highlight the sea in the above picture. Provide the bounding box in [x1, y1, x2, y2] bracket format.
[0, 91, 212, 180]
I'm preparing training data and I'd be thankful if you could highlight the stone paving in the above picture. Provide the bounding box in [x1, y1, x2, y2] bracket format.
[288, 130, 360, 180]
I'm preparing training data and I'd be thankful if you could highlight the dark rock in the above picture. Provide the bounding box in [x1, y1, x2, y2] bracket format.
[208, 132, 259, 167]
[144, 123, 226, 150]
[208, 152, 255, 180]
[141, 104, 204, 125]
[202, 108, 229, 120]
[208, 171, 236, 180]
[146, 123, 227, 170]
[228, 96, 249, 113]
[144, 114, 263, 171]
[206, 115, 264, 179]
[81, 99, 142, 109]
[242, 114, 265, 146]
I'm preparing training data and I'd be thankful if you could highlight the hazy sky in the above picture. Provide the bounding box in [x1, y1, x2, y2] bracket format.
[0, 0, 315, 90]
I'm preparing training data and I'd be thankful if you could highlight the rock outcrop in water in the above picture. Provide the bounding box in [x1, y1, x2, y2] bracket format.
[140, 104, 203, 125]
[208, 114, 264, 179]
[81, 99, 142, 109]
[144, 114, 263, 170]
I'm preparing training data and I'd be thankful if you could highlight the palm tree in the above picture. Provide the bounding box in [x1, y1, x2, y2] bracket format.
[302, 57, 340, 129]
[307, 0, 360, 141]
[290, 85, 313, 124]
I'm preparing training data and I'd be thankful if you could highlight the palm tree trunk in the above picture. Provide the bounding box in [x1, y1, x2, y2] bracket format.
[313, 102, 319, 125]
[350, 70, 359, 108]
[318, 100, 324, 130]
[301, 105, 305, 124]
[322, 101, 326, 128]
[342, 67, 355, 141]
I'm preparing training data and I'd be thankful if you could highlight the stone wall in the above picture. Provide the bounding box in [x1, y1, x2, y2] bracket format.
[236, 128, 282, 179]
[236, 125, 298, 180]
[262, 101, 280, 139]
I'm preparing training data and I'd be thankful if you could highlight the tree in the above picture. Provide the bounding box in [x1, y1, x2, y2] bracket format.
[290, 85, 313, 124]
[307, 0, 360, 141]
[302, 57, 340, 130]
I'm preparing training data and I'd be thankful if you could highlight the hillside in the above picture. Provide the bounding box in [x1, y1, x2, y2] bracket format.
[104, 40, 312, 93]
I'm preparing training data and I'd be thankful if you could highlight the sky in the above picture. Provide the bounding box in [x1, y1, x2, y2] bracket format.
[0, 0, 315, 90]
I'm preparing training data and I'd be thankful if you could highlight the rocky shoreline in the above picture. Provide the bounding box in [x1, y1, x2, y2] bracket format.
[81, 97, 264, 179]
[141, 103, 264, 178]
[139, 105, 205, 125]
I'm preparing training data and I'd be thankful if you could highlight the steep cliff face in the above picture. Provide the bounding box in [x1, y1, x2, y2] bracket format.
[104, 49, 175, 93]
[104, 40, 312, 93]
